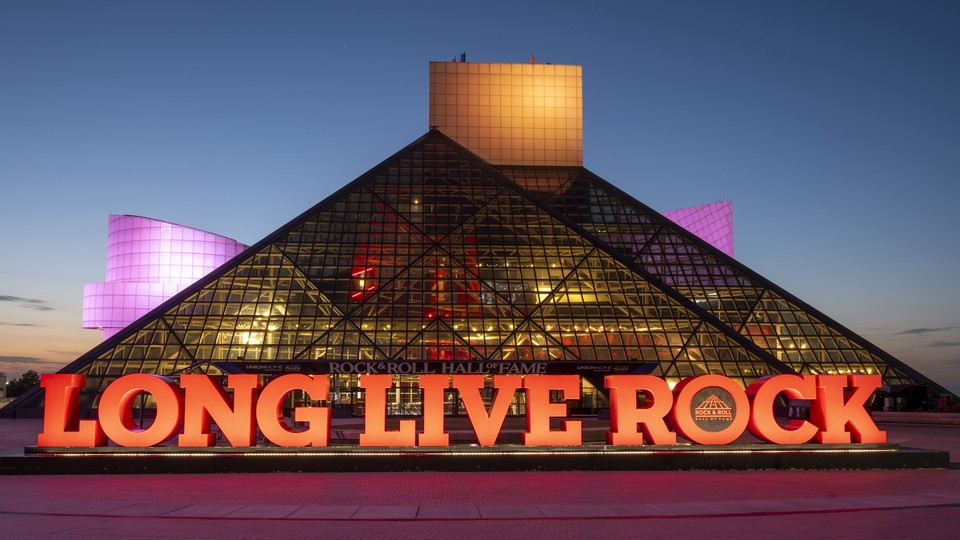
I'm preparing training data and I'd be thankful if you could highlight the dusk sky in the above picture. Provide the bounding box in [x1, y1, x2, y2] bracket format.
[1, 1, 958, 393]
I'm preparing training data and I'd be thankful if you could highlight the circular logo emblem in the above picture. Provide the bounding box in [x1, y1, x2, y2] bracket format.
[690, 387, 736, 432]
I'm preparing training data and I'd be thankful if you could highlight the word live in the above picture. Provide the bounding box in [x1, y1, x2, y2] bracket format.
[37, 373, 886, 449]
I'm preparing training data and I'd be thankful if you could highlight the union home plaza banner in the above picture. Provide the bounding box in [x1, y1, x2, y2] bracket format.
[37, 373, 886, 449]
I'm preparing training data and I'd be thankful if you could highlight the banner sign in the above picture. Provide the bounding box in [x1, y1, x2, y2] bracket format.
[230, 361, 657, 376]
[36, 373, 886, 449]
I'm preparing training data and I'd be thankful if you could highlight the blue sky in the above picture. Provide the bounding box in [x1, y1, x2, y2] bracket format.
[1, 1, 958, 393]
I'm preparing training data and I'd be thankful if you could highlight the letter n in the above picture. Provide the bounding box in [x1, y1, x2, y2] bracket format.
[179, 374, 259, 447]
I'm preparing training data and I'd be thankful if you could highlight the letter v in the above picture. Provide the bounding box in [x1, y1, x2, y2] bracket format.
[453, 374, 521, 446]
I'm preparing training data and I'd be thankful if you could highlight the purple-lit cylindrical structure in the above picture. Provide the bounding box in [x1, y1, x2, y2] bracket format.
[82, 215, 248, 339]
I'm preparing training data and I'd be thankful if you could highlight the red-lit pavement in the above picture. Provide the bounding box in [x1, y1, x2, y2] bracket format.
[1, 419, 958, 539]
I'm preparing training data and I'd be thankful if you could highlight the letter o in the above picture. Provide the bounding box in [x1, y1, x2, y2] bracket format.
[98, 374, 183, 447]
[670, 375, 749, 445]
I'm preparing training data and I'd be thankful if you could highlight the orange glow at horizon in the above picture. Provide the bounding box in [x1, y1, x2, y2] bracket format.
[0, 312, 101, 379]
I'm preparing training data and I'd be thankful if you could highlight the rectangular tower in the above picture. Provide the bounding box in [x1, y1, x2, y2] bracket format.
[428, 61, 583, 166]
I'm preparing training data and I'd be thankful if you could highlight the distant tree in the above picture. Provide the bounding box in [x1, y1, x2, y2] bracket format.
[6, 370, 40, 398]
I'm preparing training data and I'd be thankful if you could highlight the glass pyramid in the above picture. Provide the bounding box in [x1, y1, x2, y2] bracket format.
[2, 130, 950, 416]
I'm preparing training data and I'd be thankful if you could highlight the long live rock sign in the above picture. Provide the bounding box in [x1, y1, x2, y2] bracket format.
[37, 373, 885, 449]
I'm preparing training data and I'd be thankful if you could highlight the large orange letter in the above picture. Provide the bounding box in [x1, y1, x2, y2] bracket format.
[98, 374, 183, 447]
[255, 374, 330, 447]
[523, 375, 581, 446]
[605, 375, 676, 445]
[811, 375, 886, 444]
[417, 375, 450, 446]
[38, 374, 105, 447]
[358, 374, 416, 446]
[453, 375, 520, 446]
[671, 374, 749, 445]
[746, 374, 818, 444]
[179, 374, 259, 447]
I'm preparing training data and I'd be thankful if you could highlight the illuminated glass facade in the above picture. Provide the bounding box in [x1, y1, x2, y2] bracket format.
[51, 132, 784, 413]
[1, 61, 950, 419]
[83, 207, 733, 341]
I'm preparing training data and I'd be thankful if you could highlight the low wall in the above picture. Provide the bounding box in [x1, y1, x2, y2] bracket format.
[872, 411, 960, 425]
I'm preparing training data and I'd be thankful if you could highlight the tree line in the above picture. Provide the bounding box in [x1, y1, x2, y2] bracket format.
[5, 370, 40, 398]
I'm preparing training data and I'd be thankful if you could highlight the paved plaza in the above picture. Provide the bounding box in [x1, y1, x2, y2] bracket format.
[1, 418, 958, 538]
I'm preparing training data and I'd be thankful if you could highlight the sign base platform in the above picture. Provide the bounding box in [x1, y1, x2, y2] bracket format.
[1, 443, 948, 474]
